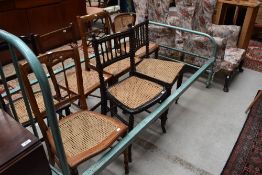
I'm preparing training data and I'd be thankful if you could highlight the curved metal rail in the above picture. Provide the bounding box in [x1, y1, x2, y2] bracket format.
[82, 22, 217, 174]
[0, 30, 71, 175]
[0, 19, 217, 175]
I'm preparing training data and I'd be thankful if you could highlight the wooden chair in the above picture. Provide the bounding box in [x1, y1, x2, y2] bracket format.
[77, 11, 142, 83]
[33, 23, 111, 110]
[134, 19, 185, 102]
[19, 48, 129, 175]
[92, 27, 168, 162]
[112, 13, 159, 58]
[0, 35, 70, 127]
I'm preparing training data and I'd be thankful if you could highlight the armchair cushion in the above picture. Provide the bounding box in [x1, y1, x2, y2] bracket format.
[183, 35, 227, 72]
[220, 48, 246, 72]
[209, 24, 241, 48]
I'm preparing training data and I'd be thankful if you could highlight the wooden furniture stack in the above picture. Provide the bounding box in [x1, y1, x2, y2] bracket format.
[213, 0, 262, 49]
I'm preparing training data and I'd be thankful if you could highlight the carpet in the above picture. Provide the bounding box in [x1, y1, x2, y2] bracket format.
[222, 90, 262, 175]
[244, 40, 262, 72]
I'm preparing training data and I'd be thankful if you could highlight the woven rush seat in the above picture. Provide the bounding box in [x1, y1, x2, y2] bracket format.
[90, 56, 141, 76]
[136, 58, 185, 84]
[58, 69, 111, 95]
[10, 92, 58, 124]
[47, 110, 127, 167]
[108, 76, 164, 110]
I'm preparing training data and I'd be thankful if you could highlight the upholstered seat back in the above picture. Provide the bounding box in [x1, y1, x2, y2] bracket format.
[192, 0, 217, 33]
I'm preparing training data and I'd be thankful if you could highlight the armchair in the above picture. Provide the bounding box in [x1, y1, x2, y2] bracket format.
[184, 0, 246, 92]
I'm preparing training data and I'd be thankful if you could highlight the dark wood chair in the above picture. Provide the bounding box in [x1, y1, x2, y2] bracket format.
[92, 27, 168, 162]
[113, 13, 159, 58]
[134, 19, 185, 103]
[132, 19, 185, 125]
[19, 48, 129, 175]
[33, 23, 111, 110]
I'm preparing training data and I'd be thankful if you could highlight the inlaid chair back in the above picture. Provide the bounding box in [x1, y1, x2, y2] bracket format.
[33, 23, 77, 54]
[113, 13, 136, 33]
[77, 11, 112, 70]
[19, 48, 86, 136]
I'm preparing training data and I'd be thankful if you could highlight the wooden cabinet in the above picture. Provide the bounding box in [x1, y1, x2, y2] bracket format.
[0, 0, 86, 36]
[0, 110, 51, 175]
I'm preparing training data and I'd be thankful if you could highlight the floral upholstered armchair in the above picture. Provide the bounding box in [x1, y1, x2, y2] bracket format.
[133, 0, 246, 92]
[170, 0, 246, 92]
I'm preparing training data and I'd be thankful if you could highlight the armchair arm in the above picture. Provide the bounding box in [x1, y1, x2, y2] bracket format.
[208, 24, 241, 48]
[183, 34, 227, 72]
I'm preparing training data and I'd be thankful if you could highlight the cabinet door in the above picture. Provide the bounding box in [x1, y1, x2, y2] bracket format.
[0, 10, 29, 35]
[61, 0, 86, 37]
[26, 2, 65, 35]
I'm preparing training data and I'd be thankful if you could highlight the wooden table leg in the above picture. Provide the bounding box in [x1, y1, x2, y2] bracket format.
[213, 2, 223, 24]
[237, 6, 259, 49]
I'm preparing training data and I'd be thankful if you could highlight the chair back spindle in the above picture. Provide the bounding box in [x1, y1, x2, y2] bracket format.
[77, 11, 113, 70]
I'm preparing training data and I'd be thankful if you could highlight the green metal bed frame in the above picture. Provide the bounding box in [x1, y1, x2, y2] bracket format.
[0, 20, 217, 175]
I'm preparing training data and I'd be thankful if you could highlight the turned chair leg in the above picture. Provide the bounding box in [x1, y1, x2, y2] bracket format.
[128, 115, 134, 163]
[176, 71, 184, 104]
[160, 88, 171, 133]
[160, 112, 168, 133]
[124, 149, 129, 174]
[155, 48, 159, 59]
[223, 73, 231, 92]
[239, 60, 244, 72]
[70, 168, 78, 175]
[65, 107, 71, 116]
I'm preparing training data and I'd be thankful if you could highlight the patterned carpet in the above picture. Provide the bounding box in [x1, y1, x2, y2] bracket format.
[244, 40, 262, 72]
[222, 90, 262, 175]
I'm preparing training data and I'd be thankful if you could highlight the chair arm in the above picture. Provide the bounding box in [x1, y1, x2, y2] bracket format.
[208, 24, 241, 48]
[183, 34, 227, 72]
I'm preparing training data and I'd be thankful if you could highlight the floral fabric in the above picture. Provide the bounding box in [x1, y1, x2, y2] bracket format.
[209, 24, 241, 48]
[133, 0, 148, 23]
[149, 25, 176, 56]
[167, 6, 195, 29]
[183, 35, 226, 72]
[220, 48, 245, 72]
[192, 0, 217, 33]
[148, 0, 170, 22]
